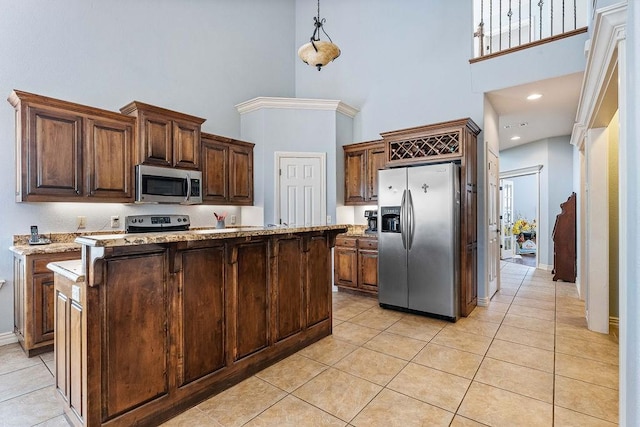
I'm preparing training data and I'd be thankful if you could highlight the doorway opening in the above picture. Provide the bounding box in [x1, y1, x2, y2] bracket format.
[500, 165, 542, 269]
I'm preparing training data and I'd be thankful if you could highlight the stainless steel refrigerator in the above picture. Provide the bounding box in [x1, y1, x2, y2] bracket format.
[378, 163, 460, 321]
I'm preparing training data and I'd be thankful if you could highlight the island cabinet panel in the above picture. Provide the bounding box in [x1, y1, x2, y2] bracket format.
[85, 118, 133, 200]
[54, 271, 85, 424]
[57, 227, 344, 426]
[178, 246, 226, 385]
[103, 253, 168, 420]
[28, 106, 83, 197]
[233, 241, 269, 360]
[306, 236, 331, 327]
[272, 238, 303, 341]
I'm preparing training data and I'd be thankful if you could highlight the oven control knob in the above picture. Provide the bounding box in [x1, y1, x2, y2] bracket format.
[139, 219, 144, 223]
[177, 218, 182, 222]
[132, 218, 137, 223]
[183, 217, 188, 223]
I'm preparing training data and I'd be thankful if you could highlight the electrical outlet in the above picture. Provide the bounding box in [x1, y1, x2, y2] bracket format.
[77, 216, 87, 229]
[230, 215, 236, 225]
[0, 279, 5, 291]
[111, 215, 120, 228]
[326, 215, 332, 224]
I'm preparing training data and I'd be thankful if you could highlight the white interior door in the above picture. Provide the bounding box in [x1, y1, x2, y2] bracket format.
[276, 152, 326, 227]
[488, 150, 500, 298]
[500, 179, 515, 259]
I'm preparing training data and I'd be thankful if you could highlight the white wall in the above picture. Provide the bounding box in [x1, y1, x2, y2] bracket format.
[500, 136, 574, 267]
[294, 0, 485, 141]
[239, 106, 348, 226]
[0, 0, 296, 334]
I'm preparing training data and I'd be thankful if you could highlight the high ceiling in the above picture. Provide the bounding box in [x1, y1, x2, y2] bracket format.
[486, 72, 584, 151]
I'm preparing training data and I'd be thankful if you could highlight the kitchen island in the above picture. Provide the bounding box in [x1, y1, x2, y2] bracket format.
[50, 225, 347, 427]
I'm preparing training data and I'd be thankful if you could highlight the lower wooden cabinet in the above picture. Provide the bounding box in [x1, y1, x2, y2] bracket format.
[54, 229, 340, 426]
[334, 235, 378, 295]
[13, 250, 81, 356]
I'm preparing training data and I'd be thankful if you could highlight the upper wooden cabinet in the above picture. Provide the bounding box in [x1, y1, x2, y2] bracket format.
[201, 132, 254, 205]
[8, 90, 135, 203]
[343, 140, 385, 205]
[120, 101, 205, 170]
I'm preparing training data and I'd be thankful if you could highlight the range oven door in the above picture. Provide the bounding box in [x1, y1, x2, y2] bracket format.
[136, 164, 202, 204]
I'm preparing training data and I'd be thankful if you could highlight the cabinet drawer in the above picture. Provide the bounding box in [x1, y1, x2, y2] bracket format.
[357, 239, 378, 250]
[336, 237, 357, 248]
[33, 258, 54, 274]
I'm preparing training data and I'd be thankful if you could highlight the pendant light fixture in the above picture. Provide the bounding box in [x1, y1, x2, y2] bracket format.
[297, 0, 340, 71]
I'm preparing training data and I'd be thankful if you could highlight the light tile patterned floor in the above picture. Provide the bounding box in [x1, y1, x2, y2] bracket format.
[0, 262, 619, 426]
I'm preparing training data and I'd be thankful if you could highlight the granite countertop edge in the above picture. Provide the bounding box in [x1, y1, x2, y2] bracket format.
[9, 242, 82, 256]
[76, 224, 349, 248]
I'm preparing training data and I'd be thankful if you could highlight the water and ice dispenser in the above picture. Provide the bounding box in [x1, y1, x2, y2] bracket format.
[380, 206, 401, 233]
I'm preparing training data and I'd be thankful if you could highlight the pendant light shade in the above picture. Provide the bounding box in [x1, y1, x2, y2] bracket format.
[298, 0, 340, 71]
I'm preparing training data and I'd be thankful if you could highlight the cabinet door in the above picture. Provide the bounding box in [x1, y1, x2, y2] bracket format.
[13, 256, 24, 339]
[233, 242, 269, 360]
[273, 238, 303, 341]
[33, 273, 56, 344]
[306, 235, 331, 327]
[229, 144, 254, 205]
[358, 250, 378, 292]
[366, 145, 386, 202]
[334, 246, 357, 288]
[25, 106, 83, 199]
[201, 138, 229, 203]
[344, 149, 366, 204]
[179, 246, 226, 385]
[85, 117, 134, 201]
[173, 119, 200, 169]
[139, 111, 172, 167]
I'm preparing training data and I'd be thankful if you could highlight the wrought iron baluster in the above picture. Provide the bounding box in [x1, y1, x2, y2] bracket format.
[508, 0, 513, 48]
[519, 0, 522, 45]
[490, 0, 493, 54]
[499, 0, 502, 51]
[550, 0, 554, 36]
[530, 0, 533, 41]
[538, 0, 543, 39]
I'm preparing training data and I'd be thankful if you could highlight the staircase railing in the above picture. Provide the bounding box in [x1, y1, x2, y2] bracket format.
[472, 0, 588, 60]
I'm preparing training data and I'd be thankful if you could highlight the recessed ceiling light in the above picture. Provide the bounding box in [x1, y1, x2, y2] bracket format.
[510, 136, 521, 141]
[527, 93, 542, 100]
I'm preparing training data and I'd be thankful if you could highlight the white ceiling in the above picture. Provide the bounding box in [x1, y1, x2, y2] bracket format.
[486, 72, 584, 151]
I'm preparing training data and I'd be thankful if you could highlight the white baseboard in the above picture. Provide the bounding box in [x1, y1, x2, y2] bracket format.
[477, 296, 490, 307]
[538, 263, 553, 271]
[610, 316, 619, 337]
[0, 331, 18, 347]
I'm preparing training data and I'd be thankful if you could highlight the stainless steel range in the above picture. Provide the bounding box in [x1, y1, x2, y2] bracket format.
[125, 214, 191, 233]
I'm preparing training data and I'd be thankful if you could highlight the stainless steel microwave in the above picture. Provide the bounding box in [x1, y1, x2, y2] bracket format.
[135, 164, 203, 204]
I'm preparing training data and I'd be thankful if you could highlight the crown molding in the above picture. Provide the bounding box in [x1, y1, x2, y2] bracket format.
[235, 97, 359, 118]
[571, 2, 627, 147]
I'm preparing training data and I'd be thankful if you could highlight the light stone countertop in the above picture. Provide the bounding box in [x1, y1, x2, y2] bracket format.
[9, 242, 82, 256]
[75, 224, 349, 248]
[46, 259, 84, 283]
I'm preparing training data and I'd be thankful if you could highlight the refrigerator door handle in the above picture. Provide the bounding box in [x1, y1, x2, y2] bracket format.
[400, 189, 407, 249]
[407, 189, 415, 250]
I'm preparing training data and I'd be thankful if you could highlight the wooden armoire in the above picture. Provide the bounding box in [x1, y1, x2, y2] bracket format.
[552, 192, 577, 282]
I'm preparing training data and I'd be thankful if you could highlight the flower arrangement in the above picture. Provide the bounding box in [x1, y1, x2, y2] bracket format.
[512, 217, 536, 235]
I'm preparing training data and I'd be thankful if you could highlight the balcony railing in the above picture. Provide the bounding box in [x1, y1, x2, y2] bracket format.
[472, 0, 588, 61]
